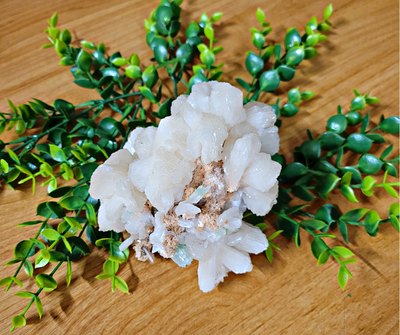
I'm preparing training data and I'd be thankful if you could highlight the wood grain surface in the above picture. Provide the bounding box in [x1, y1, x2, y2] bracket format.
[0, 0, 399, 334]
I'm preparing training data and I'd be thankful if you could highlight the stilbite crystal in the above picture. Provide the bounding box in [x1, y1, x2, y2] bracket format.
[89, 81, 281, 292]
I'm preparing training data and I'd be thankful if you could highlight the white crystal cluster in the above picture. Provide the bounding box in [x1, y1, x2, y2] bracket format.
[89, 82, 281, 292]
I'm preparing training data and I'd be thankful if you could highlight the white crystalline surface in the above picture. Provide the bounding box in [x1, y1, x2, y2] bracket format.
[89, 81, 281, 292]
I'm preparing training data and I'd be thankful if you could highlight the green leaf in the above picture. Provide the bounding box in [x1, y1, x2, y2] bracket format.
[68, 236, 90, 255]
[11, 315, 26, 328]
[341, 259, 357, 266]
[256, 8, 265, 24]
[390, 215, 399, 233]
[389, 203, 399, 216]
[115, 276, 129, 294]
[139, 86, 157, 103]
[331, 246, 354, 258]
[338, 220, 349, 244]
[49, 251, 66, 262]
[324, 4, 333, 20]
[346, 133, 373, 153]
[41, 229, 60, 241]
[4, 259, 21, 266]
[315, 174, 340, 196]
[326, 114, 347, 133]
[315, 204, 340, 225]
[35, 296, 43, 318]
[14, 291, 35, 298]
[304, 47, 318, 60]
[338, 266, 349, 290]
[300, 140, 321, 161]
[384, 184, 398, 198]
[16, 220, 42, 227]
[74, 78, 96, 89]
[54, 99, 75, 118]
[311, 237, 328, 259]
[255, 222, 267, 231]
[318, 132, 345, 150]
[62, 236, 72, 253]
[265, 245, 273, 263]
[80, 162, 98, 180]
[14, 240, 35, 259]
[318, 249, 330, 265]
[125, 65, 142, 80]
[35, 274, 57, 292]
[340, 208, 369, 222]
[280, 103, 299, 117]
[66, 257, 72, 286]
[364, 210, 381, 237]
[65, 217, 82, 230]
[381, 145, 393, 160]
[0, 277, 12, 287]
[361, 176, 376, 197]
[24, 260, 33, 277]
[46, 201, 65, 218]
[8, 148, 20, 165]
[286, 46, 304, 66]
[49, 144, 67, 162]
[59, 196, 85, 210]
[300, 219, 327, 231]
[48, 186, 72, 198]
[9, 277, 22, 287]
[380, 116, 399, 134]
[346, 111, 363, 126]
[259, 70, 280, 92]
[277, 216, 297, 238]
[340, 185, 358, 203]
[358, 154, 383, 175]
[96, 274, 113, 280]
[284, 28, 301, 49]
[103, 259, 118, 274]
[268, 230, 283, 241]
[291, 185, 314, 201]
[277, 65, 296, 81]
[76, 49, 92, 72]
[245, 52, 264, 75]
[281, 162, 308, 179]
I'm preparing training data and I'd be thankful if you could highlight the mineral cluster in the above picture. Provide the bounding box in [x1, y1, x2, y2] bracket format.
[89, 81, 281, 292]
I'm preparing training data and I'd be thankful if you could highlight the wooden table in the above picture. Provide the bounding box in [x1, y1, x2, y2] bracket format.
[0, 0, 398, 333]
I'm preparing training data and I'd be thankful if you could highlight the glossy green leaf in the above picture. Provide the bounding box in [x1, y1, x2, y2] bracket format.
[115, 276, 129, 294]
[259, 70, 280, 92]
[326, 114, 347, 133]
[338, 266, 349, 290]
[380, 116, 399, 134]
[11, 315, 26, 328]
[76, 49, 92, 73]
[281, 162, 308, 179]
[35, 274, 57, 292]
[284, 28, 301, 49]
[41, 229, 60, 241]
[300, 219, 327, 231]
[245, 52, 264, 75]
[315, 174, 340, 196]
[331, 246, 354, 258]
[14, 240, 35, 259]
[340, 208, 369, 222]
[346, 133, 373, 153]
[317, 249, 330, 265]
[286, 46, 304, 66]
[59, 196, 85, 210]
[318, 132, 345, 150]
[358, 154, 383, 175]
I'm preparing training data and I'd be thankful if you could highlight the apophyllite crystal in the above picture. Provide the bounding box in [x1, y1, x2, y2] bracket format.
[89, 81, 281, 292]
